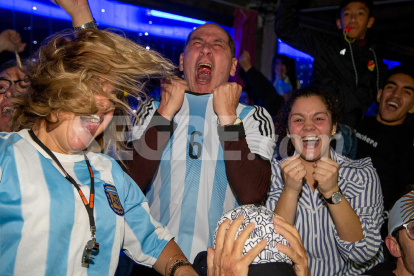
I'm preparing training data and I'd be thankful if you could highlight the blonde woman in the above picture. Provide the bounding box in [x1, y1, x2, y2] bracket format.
[0, 29, 196, 276]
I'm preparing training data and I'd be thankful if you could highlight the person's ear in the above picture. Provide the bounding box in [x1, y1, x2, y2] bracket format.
[377, 89, 383, 103]
[179, 53, 185, 72]
[367, 17, 375, 29]
[336, 18, 342, 30]
[286, 128, 291, 138]
[408, 102, 414, 114]
[229, 58, 238, 77]
[385, 236, 402, 258]
[332, 123, 337, 136]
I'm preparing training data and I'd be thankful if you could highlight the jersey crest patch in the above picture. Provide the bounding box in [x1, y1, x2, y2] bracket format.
[367, 60, 376, 71]
[104, 183, 125, 216]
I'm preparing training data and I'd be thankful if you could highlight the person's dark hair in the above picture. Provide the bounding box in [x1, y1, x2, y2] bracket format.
[271, 54, 297, 90]
[274, 86, 339, 156]
[184, 23, 236, 58]
[339, 0, 374, 17]
[0, 59, 18, 74]
[382, 64, 414, 89]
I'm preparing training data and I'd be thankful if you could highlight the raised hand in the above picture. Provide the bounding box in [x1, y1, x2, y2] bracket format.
[212, 82, 242, 126]
[157, 76, 188, 121]
[53, 0, 93, 27]
[312, 157, 339, 198]
[0, 30, 26, 53]
[280, 154, 307, 195]
[273, 216, 311, 276]
[238, 50, 252, 72]
[207, 216, 267, 276]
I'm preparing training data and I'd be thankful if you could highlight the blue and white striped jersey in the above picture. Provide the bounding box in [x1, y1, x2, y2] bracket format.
[0, 129, 173, 276]
[266, 150, 384, 276]
[131, 92, 275, 262]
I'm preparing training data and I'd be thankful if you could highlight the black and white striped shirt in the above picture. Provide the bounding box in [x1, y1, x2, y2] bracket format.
[266, 150, 384, 276]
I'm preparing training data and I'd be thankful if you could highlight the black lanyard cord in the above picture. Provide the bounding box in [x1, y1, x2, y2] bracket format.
[28, 129, 96, 237]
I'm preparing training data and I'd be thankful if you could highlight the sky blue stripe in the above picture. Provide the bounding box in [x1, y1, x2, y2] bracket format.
[177, 93, 209, 257]
[238, 104, 254, 121]
[42, 154, 75, 276]
[207, 145, 226, 247]
[0, 134, 23, 275]
[157, 135, 173, 224]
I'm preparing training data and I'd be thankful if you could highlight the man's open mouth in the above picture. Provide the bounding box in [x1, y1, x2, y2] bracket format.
[386, 101, 399, 111]
[196, 63, 212, 83]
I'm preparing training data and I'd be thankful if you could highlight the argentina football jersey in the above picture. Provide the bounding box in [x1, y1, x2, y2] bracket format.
[132, 92, 275, 262]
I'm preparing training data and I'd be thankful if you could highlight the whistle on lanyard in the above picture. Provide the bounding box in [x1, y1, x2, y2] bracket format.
[81, 239, 100, 268]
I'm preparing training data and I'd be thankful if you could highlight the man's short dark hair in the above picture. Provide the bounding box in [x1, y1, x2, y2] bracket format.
[382, 64, 414, 89]
[0, 59, 18, 74]
[339, 0, 374, 16]
[184, 24, 236, 58]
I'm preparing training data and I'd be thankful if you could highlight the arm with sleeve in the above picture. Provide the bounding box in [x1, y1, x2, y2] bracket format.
[244, 67, 285, 116]
[275, 0, 327, 57]
[127, 99, 176, 192]
[221, 106, 275, 204]
[333, 161, 384, 264]
[121, 172, 173, 266]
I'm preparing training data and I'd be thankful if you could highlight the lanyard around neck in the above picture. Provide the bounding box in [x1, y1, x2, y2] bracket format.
[28, 129, 97, 238]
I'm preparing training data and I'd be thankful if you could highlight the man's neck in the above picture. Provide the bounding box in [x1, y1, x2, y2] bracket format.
[376, 114, 405, 126]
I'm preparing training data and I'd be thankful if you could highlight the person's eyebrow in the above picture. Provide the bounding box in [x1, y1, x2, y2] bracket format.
[314, 112, 329, 116]
[190, 36, 203, 42]
[0, 77, 10, 81]
[385, 80, 414, 92]
[290, 112, 328, 117]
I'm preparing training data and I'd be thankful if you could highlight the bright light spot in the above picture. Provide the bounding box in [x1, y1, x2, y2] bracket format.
[146, 46, 150, 50]
[144, 32, 149, 36]
[32, 6, 37, 10]
[33, 40, 37, 44]
[300, 80, 303, 84]
[149, 21, 152, 24]
[193, 27, 196, 30]
[101, 9, 105, 12]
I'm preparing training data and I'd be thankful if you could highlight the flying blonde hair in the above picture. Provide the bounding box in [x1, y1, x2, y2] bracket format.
[12, 28, 175, 159]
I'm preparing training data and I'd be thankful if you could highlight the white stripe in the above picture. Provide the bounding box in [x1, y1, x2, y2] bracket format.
[65, 160, 89, 276]
[14, 141, 50, 276]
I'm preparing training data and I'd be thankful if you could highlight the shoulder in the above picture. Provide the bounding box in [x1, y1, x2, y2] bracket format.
[133, 97, 159, 125]
[238, 104, 274, 135]
[335, 151, 377, 176]
[0, 130, 34, 158]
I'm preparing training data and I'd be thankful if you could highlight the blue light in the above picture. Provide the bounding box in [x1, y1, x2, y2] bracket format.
[383, 59, 401, 70]
[278, 40, 313, 60]
[149, 10, 206, 25]
[0, 0, 206, 40]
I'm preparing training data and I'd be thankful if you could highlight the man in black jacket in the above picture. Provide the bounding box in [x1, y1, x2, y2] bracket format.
[355, 65, 414, 223]
[275, 0, 387, 128]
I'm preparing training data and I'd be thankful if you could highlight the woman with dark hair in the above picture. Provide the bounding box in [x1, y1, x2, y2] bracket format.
[266, 86, 384, 276]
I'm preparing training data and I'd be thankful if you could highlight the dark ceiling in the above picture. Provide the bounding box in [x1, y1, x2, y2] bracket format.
[117, 0, 414, 61]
